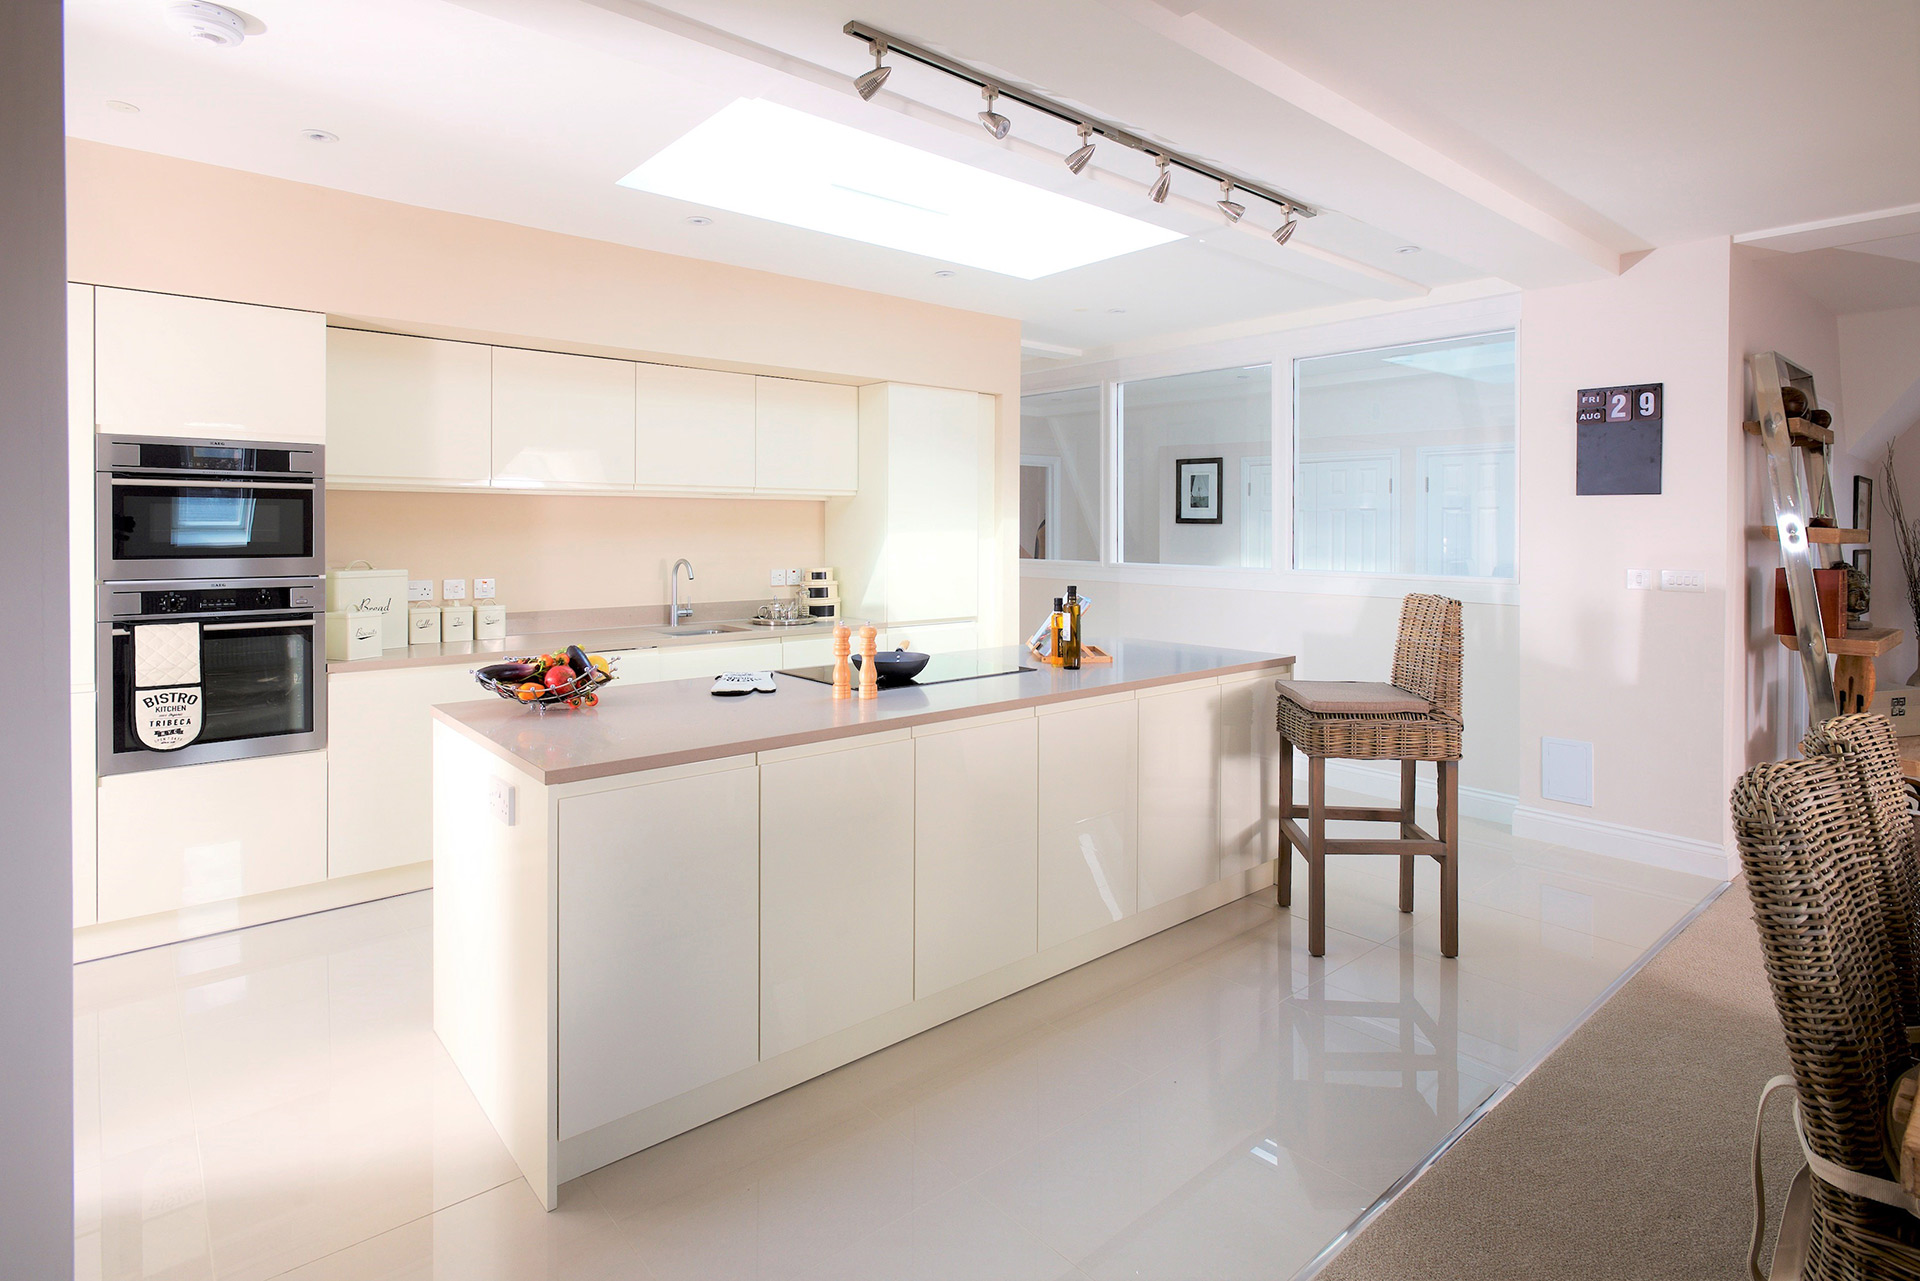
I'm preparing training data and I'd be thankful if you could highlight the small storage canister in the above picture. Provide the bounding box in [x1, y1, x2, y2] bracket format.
[326, 610, 383, 661]
[409, 605, 442, 645]
[441, 604, 474, 643]
[474, 602, 507, 641]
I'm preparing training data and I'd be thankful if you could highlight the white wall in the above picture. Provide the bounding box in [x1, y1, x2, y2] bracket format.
[1, 0, 76, 1273]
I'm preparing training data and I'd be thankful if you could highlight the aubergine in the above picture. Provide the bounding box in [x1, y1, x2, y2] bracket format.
[478, 660, 539, 685]
[566, 644, 593, 676]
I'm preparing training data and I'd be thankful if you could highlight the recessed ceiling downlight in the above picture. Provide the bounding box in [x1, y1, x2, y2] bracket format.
[165, 1, 248, 48]
[107, 100, 141, 113]
[685, 215, 714, 226]
[299, 129, 338, 144]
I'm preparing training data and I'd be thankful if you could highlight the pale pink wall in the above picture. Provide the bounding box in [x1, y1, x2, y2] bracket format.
[327, 489, 823, 614]
[64, 140, 1024, 635]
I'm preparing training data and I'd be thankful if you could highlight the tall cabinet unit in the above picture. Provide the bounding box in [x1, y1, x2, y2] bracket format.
[826, 383, 989, 634]
[92, 287, 327, 443]
[70, 283, 97, 928]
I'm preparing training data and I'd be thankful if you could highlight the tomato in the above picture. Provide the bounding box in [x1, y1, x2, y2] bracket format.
[543, 665, 575, 691]
[515, 682, 544, 702]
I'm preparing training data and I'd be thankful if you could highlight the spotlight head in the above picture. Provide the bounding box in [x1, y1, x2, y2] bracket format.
[1148, 156, 1171, 204]
[1272, 209, 1299, 245]
[1065, 123, 1095, 175]
[1216, 181, 1244, 223]
[854, 42, 891, 100]
[977, 87, 1010, 140]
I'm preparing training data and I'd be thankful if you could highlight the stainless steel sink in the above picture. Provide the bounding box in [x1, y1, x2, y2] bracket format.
[652, 624, 750, 637]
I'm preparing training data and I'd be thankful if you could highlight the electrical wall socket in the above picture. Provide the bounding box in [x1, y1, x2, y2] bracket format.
[1660, 570, 1705, 593]
[407, 579, 433, 602]
[473, 578, 496, 600]
[769, 568, 786, 586]
[1625, 569, 1655, 590]
[785, 568, 802, 586]
[487, 777, 515, 827]
[442, 578, 467, 600]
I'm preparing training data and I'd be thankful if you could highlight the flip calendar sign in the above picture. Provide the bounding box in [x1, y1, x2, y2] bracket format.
[1576, 383, 1663, 495]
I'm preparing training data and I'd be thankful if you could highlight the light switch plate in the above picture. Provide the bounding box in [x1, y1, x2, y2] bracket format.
[407, 579, 433, 602]
[443, 578, 467, 600]
[770, 568, 786, 586]
[1625, 569, 1654, 590]
[785, 568, 802, 585]
[487, 776, 515, 827]
[1660, 570, 1704, 593]
[473, 577, 496, 600]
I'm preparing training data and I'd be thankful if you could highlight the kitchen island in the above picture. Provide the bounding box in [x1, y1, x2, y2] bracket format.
[430, 639, 1294, 1207]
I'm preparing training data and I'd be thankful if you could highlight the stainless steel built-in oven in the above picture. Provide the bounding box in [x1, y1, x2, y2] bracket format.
[97, 434, 324, 582]
[98, 577, 326, 775]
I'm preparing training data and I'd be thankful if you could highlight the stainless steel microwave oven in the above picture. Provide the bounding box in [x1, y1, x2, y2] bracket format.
[97, 434, 324, 582]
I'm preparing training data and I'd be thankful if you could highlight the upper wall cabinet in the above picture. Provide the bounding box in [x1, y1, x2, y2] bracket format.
[754, 377, 858, 497]
[327, 329, 492, 487]
[94, 287, 326, 444]
[493, 347, 637, 492]
[635, 364, 756, 493]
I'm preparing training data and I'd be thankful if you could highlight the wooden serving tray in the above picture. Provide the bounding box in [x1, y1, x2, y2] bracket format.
[1027, 644, 1113, 666]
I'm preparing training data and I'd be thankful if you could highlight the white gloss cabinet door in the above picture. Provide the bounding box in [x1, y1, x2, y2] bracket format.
[654, 640, 780, 682]
[94, 288, 327, 443]
[1037, 695, 1138, 950]
[1136, 680, 1222, 910]
[327, 665, 491, 878]
[913, 714, 1038, 998]
[557, 761, 760, 1138]
[754, 377, 857, 495]
[597, 648, 660, 685]
[778, 635, 839, 667]
[96, 752, 328, 922]
[759, 733, 915, 1058]
[635, 363, 756, 492]
[881, 384, 981, 625]
[491, 347, 636, 491]
[1218, 671, 1282, 878]
[326, 329, 492, 486]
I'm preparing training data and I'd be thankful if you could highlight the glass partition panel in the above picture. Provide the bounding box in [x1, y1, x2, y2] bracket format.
[1118, 365, 1273, 567]
[1293, 331, 1515, 578]
[1019, 386, 1102, 562]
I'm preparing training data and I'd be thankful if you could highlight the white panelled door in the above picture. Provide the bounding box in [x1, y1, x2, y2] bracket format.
[1417, 445, 1515, 577]
[1293, 452, 1398, 573]
[1241, 457, 1273, 569]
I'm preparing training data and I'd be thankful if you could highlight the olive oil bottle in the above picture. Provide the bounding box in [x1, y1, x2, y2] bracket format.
[1060, 585, 1082, 670]
[1049, 597, 1068, 663]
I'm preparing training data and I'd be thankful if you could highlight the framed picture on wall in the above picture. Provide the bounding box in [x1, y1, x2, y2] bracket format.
[1854, 475, 1874, 532]
[1175, 457, 1224, 524]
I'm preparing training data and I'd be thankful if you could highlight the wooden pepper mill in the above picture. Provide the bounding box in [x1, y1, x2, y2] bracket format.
[831, 623, 852, 700]
[858, 624, 878, 700]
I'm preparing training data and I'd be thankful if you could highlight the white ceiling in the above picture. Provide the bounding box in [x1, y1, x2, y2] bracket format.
[62, 0, 1920, 352]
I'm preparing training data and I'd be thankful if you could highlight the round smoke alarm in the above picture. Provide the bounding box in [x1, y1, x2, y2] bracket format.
[165, 2, 248, 48]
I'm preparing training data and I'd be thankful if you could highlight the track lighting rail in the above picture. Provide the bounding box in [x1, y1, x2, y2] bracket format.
[843, 19, 1316, 222]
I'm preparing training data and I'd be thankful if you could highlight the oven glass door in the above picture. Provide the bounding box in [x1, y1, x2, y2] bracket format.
[103, 476, 318, 577]
[106, 617, 320, 770]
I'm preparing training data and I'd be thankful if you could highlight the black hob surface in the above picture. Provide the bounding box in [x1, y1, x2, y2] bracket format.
[779, 652, 1032, 688]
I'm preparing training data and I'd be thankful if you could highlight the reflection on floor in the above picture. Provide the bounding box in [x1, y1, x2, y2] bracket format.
[75, 799, 1719, 1281]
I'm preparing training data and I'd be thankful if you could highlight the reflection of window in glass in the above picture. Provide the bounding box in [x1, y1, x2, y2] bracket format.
[1293, 332, 1515, 579]
[1019, 386, 1101, 561]
[1119, 366, 1272, 568]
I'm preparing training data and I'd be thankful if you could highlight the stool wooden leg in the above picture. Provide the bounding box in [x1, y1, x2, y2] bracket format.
[1398, 759, 1417, 914]
[1308, 755, 1327, 958]
[1276, 735, 1294, 908]
[1439, 759, 1459, 958]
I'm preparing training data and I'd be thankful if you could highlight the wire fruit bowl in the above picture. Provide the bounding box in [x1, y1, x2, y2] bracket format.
[474, 650, 615, 710]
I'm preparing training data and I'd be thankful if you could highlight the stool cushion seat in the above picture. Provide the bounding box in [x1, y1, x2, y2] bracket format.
[1275, 679, 1431, 716]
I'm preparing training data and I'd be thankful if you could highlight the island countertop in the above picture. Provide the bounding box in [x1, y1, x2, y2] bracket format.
[431, 639, 1294, 786]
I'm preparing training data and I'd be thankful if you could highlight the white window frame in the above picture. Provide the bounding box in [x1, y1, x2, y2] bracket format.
[1019, 293, 1520, 605]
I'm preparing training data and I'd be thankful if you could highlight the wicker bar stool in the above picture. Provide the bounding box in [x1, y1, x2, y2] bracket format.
[1274, 593, 1463, 958]
[1733, 752, 1920, 1280]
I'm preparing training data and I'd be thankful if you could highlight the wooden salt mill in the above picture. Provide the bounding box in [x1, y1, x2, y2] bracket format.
[857, 624, 879, 700]
[831, 623, 852, 700]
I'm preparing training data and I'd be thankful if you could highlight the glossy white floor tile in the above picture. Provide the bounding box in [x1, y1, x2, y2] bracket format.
[75, 803, 1717, 1281]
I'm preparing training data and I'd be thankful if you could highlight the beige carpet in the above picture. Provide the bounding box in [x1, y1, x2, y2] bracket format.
[1315, 882, 1805, 1280]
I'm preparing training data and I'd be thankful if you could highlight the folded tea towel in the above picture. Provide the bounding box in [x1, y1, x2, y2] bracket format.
[134, 622, 201, 687]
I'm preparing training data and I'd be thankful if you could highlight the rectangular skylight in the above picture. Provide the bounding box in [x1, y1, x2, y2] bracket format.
[617, 98, 1184, 280]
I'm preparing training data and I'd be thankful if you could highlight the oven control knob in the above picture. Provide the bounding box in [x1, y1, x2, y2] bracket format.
[153, 592, 191, 615]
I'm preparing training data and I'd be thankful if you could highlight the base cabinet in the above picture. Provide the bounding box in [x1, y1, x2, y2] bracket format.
[654, 639, 781, 681]
[557, 761, 760, 1138]
[759, 733, 915, 1058]
[913, 713, 1038, 998]
[1037, 695, 1139, 951]
[1218, 672, 1281, 877]
[97, 752, 328, 922]
[1136, 680, 1223, 910]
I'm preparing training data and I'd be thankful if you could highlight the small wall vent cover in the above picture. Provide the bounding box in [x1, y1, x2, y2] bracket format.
[1541, 737, 1594, 807]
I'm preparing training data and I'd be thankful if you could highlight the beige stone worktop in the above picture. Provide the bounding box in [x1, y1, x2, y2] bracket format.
[430, 640, 1294, 786]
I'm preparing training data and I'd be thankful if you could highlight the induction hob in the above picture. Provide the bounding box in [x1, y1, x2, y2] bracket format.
[779, 652, 1033, 688]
